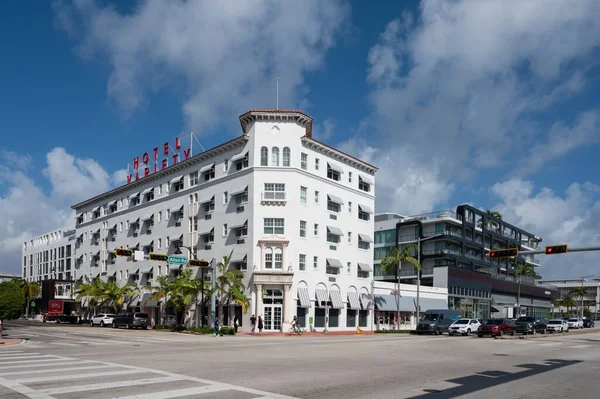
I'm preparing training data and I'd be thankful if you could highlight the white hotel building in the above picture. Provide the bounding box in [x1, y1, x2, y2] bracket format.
[59, 110, 377, 332]
[22, 228, 77, 283]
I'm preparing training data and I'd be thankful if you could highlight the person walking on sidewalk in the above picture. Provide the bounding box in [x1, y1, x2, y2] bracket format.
[258, 315, 264, 334]
[234, 316, 239, 333]
[250, 314, 256, 335]
[214, 319, 220, 337]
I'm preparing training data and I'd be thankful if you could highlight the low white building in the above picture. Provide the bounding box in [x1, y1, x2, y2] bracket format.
[22, 228, 76, 282]
[372, 281, 448, 330]
[64, 109, 377, 331]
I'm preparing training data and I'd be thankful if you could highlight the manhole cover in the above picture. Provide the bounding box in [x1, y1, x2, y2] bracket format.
[423, 389, 442, 393]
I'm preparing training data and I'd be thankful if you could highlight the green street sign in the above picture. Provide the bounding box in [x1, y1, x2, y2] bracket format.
[168, 256, 188, 265]
[31, 302, 36, 307]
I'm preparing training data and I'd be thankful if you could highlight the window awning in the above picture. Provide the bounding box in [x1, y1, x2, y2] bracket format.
[230, 254, 247, 264]
[76, 213, 82, 218]
[229, 151, 246, 162]
[360, 293, 372, 310]
[141, 187, 153, 195]
[199, 163, 215, 173]
[230, 220, 248, 229]
[107, 200, 117, 207]
[418, 297, 448, 311]
[141, 292, 158, 307]
[91, 206, 100, 212]
[327, 194, 344, 205]
[359, 175, 373, 185]
[327, 226, 343, 236]
[359, 204, 373, 214]
[374, 295, 415, 312]
[200, 195, 215, 204]
[141, 213, 154, 221]
[169, 175, 183, 184]
[327, 163, 344, 174]
[358, 263, 372, 272]
[326, 258, 343, 268]
[329, 290, 344, 309]
[128, 192, 140, 200]
[141, 266, 153, 274]
[347, 292, 361, 310]
[230, 186, 248, 196]
[359, 234, 373, 243]
[129, 269, 139, 275]
[199, 228, 214, 236]
[143, 240, 153, 247]
[297, 288, 310, 308]
[315, 289, 328, 306]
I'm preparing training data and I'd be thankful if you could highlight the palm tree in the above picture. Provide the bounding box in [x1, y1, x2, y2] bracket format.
[550, 298, 563, 317]
[100, 281, 139, 314]
[485, 209, 503, 230]
[513, 261, 536, 316]
[561, 294, 577, 316]
[569, 286, 588, 318]
[380, 244, 420, 328]
[21, 281, 40, 319]
[75, 276, 104, 316]
[167, 269, 203, 326]
[145, 275, 172, 326]
[215, 251, 247, 326]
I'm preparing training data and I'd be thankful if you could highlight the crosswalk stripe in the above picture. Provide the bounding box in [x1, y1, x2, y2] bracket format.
[0, 353, 42, 359]
[50, 342, 80, 347]
[40, 375, 187, 395]
[540, 343, 561, 347]
[15, 368, 143, 384]
[0, 376, 55, 399]
[0, 355, 59, 363]
[0, 357, 74, 366]
[0, 360, 92, 371]
[0, 351, 26, 356]
[114, 385, 230, 399]
[569, 344, 590, 349]
[0, 363, 113, 377]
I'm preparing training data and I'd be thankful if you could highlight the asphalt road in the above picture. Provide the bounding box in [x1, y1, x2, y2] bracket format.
[1, 321, 599, 399]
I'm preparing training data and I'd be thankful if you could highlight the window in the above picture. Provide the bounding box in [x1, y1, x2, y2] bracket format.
[223, 191, 228, 204]
[357, 269, 369, 279]
[327, 232, 340, 244]
[327, 198, 341, 213]
[173, 178, 184, 192]
[189, 171, 199, 187]
[348, 201, 352, 213]
[314, 190, 319, 203]
[166, 237, 170, 248]
[158, 211, 162, 223]
[235, 153, 249, 170]
[166, 209, 171, 220]
[315, 158, 320, 170]
[125, 221, 129, 230]
[234, 223, 248, 237]
[157, 238, 162, 249]
[203, 199, 215, 213]
[300, 221, 306, 238]
[299, 254, 306, 271]
[203, 166, 215, 182]
[313, 256, 318, 269]
[235, 189, 248, 204]
[327, 164, 340, 181]
[301, 153, 307, 170]
[263, 183, 285, 200]
[264, 218, 285, 234]
[283, 147, 290, 167]
[359, 177, 371, 192]
[158, 185, 163, 195]
[224, 158, 229, 172]
[349, 172, 352, 183]
[348, 232, 352, 243]
[358, 237, 370, 250]
[157, 265, 161, 276]
[223, 224, 228, 236]
[358, 207, 370, 221]
[119, 222, 123, 232]
[347, 262, 351, 273]
[260, 147, 268, 166]
[314, 223, 319, 236]
[275, 252, 282, 269]
[265, 248, 273, 269]
[300, 186, 307, 204]
[272, 147, 280, 166]
[119, 271, 123, 280]
[326, 266, 340, 275]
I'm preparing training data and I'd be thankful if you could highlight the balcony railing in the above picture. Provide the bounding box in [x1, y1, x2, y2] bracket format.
[402, 210, 462, 222]
[521, 240, 541, 249]
[422, 248, 462, 257]
[523, 255, 540, 264]
[262, 191, 286, 201]
[424, 229, 463, 238]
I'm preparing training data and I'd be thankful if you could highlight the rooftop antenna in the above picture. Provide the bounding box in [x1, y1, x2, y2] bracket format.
[276, 77, 279, 110]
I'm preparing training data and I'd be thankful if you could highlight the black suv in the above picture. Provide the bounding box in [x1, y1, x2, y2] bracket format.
[112, 312, 150, 329]
[515, 316, 548, 335]
[582, 318, 595, 328]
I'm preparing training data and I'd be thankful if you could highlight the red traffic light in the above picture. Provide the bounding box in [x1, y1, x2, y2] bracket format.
[545, 245, 568, 255]
[488, 248, 519, 259]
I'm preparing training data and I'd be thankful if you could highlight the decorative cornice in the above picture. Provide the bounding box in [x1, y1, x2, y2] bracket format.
[301, 137, 378, 175]
[239, 110, 313, 137]
[71, 135, 249, 210]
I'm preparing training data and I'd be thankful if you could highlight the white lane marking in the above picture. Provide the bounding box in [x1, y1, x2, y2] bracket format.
[0, 360, 92, 371]
[50, 342, 80, 347]
[15, 368, 143, 384]
[40, 375, 187, 395]
[114, 385, 231, 399]
[0, 357, 75, 366]
[0, 364, 113, 377]
[569, 344, 591, 349]
[0, 355, 60, 363]
[0, 351, 27, 356]
[540, 343, 561, 347]
[0, 353, 41, 359]
[0, 376, 55, 399]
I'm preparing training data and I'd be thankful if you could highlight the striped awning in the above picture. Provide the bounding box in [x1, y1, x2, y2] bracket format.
[297, 288, 310, 308]
[315, 289, 328, 306]
[358, 263, 372, 272]
[327, 163, 344, 174]
[359, 175, 373, 185]
[359, 204, 373, 214]
[347, 292, 361, 310]
[358, 234, 373, 243]
[329, 290, 344, 309]
[327, 226, 344, 236]
[327, 194, 344, 205]
[326, 258, 343, 268]
[360, 293, 372, 310]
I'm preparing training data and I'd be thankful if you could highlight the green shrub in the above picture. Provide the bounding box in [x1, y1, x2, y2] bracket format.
[374, 329, 412, 334]
[220, 327, 236, 335]
[187, 327, 215, 334]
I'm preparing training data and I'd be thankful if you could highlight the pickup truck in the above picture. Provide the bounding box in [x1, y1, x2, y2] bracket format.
[111, 312, 150, 329]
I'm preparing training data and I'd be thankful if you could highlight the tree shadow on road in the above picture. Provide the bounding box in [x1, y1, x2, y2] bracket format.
[409, 359, 582, 398]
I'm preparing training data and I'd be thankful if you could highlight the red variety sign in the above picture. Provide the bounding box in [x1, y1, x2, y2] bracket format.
[48, 299, 64, 316]
[127, 137, 192, 183]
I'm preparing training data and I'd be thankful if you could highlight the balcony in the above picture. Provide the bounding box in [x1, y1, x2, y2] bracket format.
[402, 210, 462, 223]
[523, 255, 540, 265]
[424, 229, 463, 239]
[521, 240, 541, 250]
[261, 191, 287, 205]
[422, 248, 462, 257]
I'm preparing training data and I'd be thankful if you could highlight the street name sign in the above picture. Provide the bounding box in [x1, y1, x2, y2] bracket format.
[168, 256, 188, 265]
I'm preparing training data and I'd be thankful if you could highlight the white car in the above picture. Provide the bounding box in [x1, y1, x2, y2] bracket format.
[90, 313, 117, 327]
[547, 319, 569, 333]
[449, 318, 481, 336]
[567, 318, 583, 329]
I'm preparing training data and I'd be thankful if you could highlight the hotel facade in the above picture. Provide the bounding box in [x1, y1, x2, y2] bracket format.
[24, 110, 378, 332]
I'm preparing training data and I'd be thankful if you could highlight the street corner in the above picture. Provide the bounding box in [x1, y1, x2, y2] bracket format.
[0, 338, 24, 347]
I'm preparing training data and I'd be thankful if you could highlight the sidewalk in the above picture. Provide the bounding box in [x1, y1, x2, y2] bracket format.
[241, 330, 375, 337]
[0, 338, 22, 346]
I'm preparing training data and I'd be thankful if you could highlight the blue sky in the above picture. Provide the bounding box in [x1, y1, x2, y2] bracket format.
[1, 0, 599, 278]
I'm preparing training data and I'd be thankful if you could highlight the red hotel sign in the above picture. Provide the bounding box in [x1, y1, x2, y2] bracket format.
[127, 138, 191, 183]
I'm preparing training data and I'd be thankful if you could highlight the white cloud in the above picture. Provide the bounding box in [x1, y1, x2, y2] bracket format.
[313, 118, 336, 141]
[491, 178, 600, 279]
[359, 0, 600, 214]
[54, 0, 350, 131]
[0, 147, 121, 275]
[1, 150, 33, 171]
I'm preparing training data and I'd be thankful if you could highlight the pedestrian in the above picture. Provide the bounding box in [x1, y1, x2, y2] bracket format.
[234, 316, 239, 333]
[258, 315, 263, 334]
[214, 319, 220, 337]
[250, 314, 256, 335]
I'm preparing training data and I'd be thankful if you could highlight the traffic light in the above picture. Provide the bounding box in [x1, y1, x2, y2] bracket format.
[114, 248, 133, 257]
[188, 259, 210, 268]
[148, 253, 169, 262]
[488, 248, 519, 259]
[545, 244, 568, 255]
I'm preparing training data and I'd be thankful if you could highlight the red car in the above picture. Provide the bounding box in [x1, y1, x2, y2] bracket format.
[477, 319, 516, 337]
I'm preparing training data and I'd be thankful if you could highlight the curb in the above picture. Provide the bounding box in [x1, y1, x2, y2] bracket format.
[496, 328, 599, 340]
[0, 339, 24, 347]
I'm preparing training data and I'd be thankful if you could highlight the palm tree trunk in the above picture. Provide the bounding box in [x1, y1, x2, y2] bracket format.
[26, 296, 30, 319]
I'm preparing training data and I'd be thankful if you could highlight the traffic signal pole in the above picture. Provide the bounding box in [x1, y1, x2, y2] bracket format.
[519, 246, 600, 255]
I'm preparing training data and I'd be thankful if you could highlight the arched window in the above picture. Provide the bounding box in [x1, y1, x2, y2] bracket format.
[260, 146, 269, 166]
[272, 147, 280, 166]
[264, 247, 273, 269]
[283, 147, 290, 167]
[274, 247, 283, 269]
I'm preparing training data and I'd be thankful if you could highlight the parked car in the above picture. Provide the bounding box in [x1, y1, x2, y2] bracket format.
[449, 318, 481, 336]
[90, 313, 117, 327]
[112, 312, 150, 329]
[515, 316, 548, 335]
[582, 318, 595, 328]
[477, 319, 516, 337]
[567, 318, 584, 329]
[416, 309, 462, 335]
[547, 319, 569, 333]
